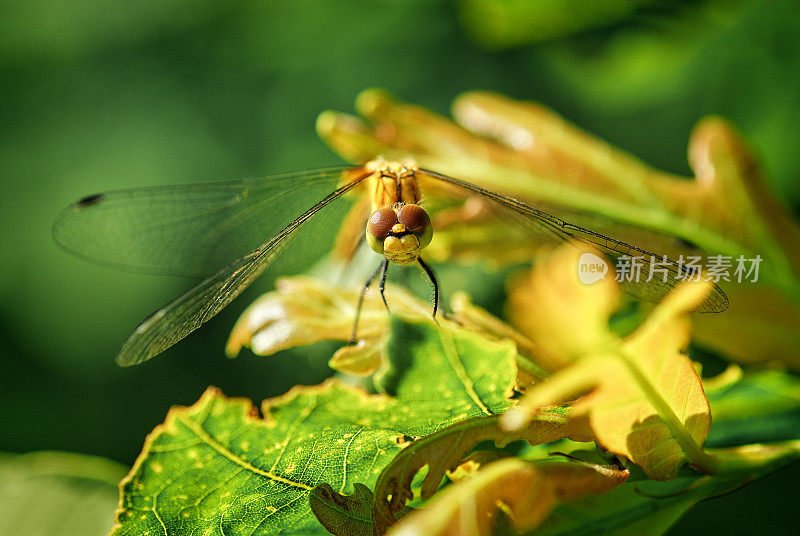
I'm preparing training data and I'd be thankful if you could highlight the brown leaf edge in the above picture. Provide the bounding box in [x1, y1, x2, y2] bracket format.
[371, 413, 572, 534]
[386, 457, 629, 536]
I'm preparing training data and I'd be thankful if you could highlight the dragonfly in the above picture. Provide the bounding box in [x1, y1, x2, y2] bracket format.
[53, 158, 729, 366]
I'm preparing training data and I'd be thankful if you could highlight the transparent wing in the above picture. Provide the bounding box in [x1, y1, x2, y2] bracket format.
[115, 173, 371, 366]
[421, 170, 729, 313]
[53, 166, 355, 277]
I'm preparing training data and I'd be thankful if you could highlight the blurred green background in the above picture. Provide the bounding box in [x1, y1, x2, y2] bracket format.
[1, 0, 799, 534]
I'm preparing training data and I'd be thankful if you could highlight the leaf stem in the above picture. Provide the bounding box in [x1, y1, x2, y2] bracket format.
[615, 347, 720, 475]
[709, 440, 800, 476]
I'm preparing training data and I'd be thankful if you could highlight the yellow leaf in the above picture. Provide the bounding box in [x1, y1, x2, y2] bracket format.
[317, 89, 800, 368]
[372, 414, 571, 533]
[225, 276, 420, 375]
[503, 248, 718, 480]
[227, 276, 544, 381]
[328, 338, 389, 377]
[387, 458, 628, 536]
[506, 247, 620, 371]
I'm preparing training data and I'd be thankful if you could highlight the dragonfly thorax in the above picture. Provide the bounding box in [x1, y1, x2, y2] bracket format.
[366, 203, 432, 265]
[366, 158, 421, 210]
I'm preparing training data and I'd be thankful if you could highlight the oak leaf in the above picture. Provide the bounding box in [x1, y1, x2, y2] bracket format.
[316, 89, 800, 368]
[372, 413, 571, 533]
[502, 247, 716, 480]
[387, 457, 628, 536]
[113, 318, 518, 535]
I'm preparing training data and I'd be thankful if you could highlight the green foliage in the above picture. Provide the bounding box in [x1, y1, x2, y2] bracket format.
[0, 451, 126, 536]
[111, 319, 517, 535]
[106, 277, 800, 535]
[706, 370, 800, 447]
[526, 370, 800, 536]
[458, 0, 641, 48]
[530, 469, 749, 536]
[3, 1, 800, 535]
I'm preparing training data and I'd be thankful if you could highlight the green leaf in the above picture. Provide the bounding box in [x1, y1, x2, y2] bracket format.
[704, 369, 800, 475]
[0, 451, 127, 536]
[530, 469, 744, 536]
[374, 318, 516, 407]
[706, 370, 800, 447]
[522, 370, 800, 536]
[530, 446, 800, 536]
[112, 318, 518, 535]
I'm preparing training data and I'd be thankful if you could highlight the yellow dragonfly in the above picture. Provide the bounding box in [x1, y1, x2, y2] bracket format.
[53, 159, 728, 366]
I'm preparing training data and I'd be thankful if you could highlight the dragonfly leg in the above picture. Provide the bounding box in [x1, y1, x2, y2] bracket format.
[417, 258, 439, 323]
[350, 261, 385, 344]
[378, 258, 390, 314]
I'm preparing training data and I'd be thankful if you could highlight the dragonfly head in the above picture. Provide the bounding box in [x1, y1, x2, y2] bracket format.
[366, 204, 432, 265]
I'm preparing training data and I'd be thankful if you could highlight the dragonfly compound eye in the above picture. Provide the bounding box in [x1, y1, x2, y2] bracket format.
[397, 204, 432, 249]
[366, 207, 399, 254]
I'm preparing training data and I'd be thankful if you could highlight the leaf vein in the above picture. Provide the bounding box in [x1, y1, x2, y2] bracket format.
[340, 427, 364, 493]
[176, 415, 312, 491]
[438, 329, 491, 415]
[270, 396, 319, 472]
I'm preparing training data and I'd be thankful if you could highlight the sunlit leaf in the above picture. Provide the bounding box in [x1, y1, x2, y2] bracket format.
[521, 370, 800, 536]
[503, 247, 716, 480]
[387, 457, 628, 536]
[316, 89, 800, 369]
[527, 368, 800, 536]
[506, 248, 620, 372]
[225, 276, 418, 376]
[113, 319, 518, 535]
[372, 413, 571, 533]
[227, 276, 541, 381]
